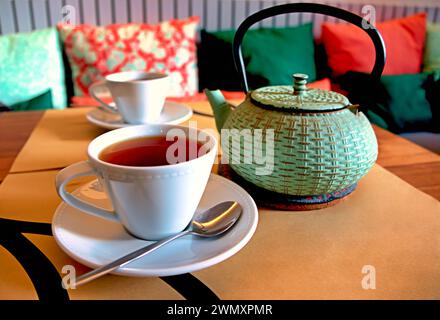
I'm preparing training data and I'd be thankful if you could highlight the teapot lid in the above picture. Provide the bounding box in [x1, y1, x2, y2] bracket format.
[250, 74, 350, 112]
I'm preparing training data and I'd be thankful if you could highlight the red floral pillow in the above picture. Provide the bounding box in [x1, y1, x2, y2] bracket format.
[58, 17, 199, 97]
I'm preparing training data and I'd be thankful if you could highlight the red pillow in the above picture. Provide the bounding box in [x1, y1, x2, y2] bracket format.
[321, 13, 427, 76]
[307, 77, 331, 90]
[58, 17, 199, 98]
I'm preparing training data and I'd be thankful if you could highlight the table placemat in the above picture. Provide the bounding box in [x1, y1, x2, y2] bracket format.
[9, 104, 218, 174]
[1, 165, 439, 300]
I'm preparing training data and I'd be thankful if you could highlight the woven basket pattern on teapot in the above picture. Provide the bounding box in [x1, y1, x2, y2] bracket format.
[222, 102, 378, 196]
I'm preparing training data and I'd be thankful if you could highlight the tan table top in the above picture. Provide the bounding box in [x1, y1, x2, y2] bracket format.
[0, 102, 439, 300]
[2, 104, 439, 200]
[1, 165, 439, 300]
[8, 106, 218, 174]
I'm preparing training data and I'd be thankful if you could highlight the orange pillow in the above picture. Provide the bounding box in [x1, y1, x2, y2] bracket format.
[321, 13, 427, 76]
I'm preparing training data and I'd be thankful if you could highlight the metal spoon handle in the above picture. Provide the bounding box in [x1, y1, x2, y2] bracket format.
[75, 230, 191, 287]
[192, 109, 214, 117]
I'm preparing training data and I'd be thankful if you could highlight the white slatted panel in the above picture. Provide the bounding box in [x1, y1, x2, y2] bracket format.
[350, 3, 363, 16]
[176, 0, 190, 19]
[274, 0, 286, 28]
[415, 5, 429, 15]
[382, 5, 391, 21]
[114, 0, 128, 23]
[312, 13, 325, 37]
[301, 12, 313, 25]
[64, 0, 80, 24]
[161, 0, 174, 21]
[14, 0, 32, 32]
[381, 5, 393, 21]
[324, 0, 338, 24]
[190, 0, 203, 28]
[302, 0, 312, 26]
[126, 0, 135, 22]
[427, 6, 436, 22]
[48, 0, 62, 26]
[81, 0, 97, 24]
[206, 0, 218, 31]
[393, 6, 406, 20]
[146, 0, 159, 24]
[434, 7, 440, 22]
[405, 6, 416, 17]
[128, 0, 144, 23]
[31, 0, 49, 29]
[336, 2, 349, 23]
[287, 8, 299, 27]
[400, 5, 410, 19]
[233, 0, 247, 29]
[294, 0, 309, 27]
[260, 0, 273, 28]
[247, 0, 260, 29]
[372, 4, 381, 22]
[97, 0, 112, 25]
[0, 0, 15, 34]
[220, 0, 233, 29]
[1, 0, 440, 35]
[247, 0, 259, 14]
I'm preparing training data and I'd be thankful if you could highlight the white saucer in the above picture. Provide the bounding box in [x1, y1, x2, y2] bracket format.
[86, 101, 193, 130]
[52, 174, 258, 277]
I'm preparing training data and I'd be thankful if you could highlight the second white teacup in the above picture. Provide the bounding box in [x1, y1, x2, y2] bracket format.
[55, 124, 217, 240]
[89, 71, 169, 124]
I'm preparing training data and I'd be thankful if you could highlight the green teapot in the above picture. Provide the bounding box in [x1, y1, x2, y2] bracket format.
[205, 3, 386, 197]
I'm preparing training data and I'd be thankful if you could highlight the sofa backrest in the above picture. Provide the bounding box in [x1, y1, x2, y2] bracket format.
[1, 0, 440, 36]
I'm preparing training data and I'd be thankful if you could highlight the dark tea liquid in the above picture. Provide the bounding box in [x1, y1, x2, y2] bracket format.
[99, 136, 203, 167]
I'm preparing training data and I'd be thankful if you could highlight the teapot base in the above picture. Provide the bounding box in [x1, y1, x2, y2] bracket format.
[218, 164, 356, 211]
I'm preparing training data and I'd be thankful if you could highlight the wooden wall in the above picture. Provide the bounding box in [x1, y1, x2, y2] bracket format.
[1, 0, 439, 35]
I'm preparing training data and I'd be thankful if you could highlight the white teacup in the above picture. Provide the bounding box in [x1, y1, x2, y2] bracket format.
[89, 71, 169, 124]
[56, 124, 217, 240]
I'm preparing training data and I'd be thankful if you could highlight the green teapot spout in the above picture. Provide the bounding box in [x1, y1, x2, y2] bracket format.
[204, 89, 235, 132]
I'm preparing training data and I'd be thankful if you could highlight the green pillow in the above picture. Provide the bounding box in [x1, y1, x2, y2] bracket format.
[198, 23, 316, 91]
[424, 24, 440, 72]
[10, 90, 53, 111]
[365, 109, 389, 130]
[0, 28, 66, 109]
[380, 74, 434, 132]
[339, 72, 438, 133]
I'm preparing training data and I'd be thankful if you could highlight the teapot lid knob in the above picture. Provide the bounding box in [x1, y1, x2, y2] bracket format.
[293, 73, 308, 96]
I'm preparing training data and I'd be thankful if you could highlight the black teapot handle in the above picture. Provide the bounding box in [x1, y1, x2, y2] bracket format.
[232, 2, 386, 93]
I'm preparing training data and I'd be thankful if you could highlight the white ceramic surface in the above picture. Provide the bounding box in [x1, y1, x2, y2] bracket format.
[55, 124, 217, 240]
[86, 102, 193, 130]
[89, 71, 169, 124]
[52, 174, 258, 277]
